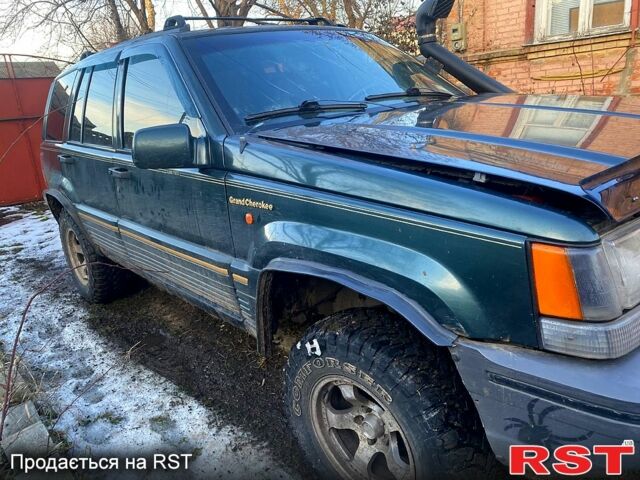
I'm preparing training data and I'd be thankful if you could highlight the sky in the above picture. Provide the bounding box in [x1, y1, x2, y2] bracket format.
[0, 0, 424, 61]
[0, 0, 194, 60]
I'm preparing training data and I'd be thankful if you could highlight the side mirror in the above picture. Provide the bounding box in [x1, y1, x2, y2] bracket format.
[132, 123, 194, 169]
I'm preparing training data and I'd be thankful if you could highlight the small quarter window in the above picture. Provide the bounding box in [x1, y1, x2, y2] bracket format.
[123, 55, 199, 149]
[45, 72, 77, 141]
[69, 69, 90, 142]
[83, 63, 117, 147]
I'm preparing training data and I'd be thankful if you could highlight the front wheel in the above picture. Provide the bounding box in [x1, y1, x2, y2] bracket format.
[284, 308, 497, 480]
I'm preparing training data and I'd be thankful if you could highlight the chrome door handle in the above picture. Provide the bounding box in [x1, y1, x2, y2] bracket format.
[58, 154, 74, 165]
[108, 167, 131, 179]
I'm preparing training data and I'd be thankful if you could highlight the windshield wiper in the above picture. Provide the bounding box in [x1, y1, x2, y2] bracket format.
[365, 88, 454, 102]
[245, 100, 368, 124]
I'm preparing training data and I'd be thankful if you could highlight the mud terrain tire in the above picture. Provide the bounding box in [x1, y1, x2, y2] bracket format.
[59, 210, 136, 303]
[284, 307, 497, 479]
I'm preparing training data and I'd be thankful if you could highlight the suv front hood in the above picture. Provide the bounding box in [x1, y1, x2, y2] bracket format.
[258, 94, 640, 223]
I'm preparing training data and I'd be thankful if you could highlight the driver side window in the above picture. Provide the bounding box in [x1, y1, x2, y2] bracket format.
[122, 54, 200, 149]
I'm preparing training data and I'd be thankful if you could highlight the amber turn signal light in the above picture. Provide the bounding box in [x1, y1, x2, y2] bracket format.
[531, 243, 583, 320]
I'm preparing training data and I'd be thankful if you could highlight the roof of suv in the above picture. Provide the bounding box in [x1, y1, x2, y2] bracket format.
[70, 22, 351, 71]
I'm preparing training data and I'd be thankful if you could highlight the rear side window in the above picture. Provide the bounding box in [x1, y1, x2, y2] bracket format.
[122, 55, 199, 149]
[70, 69, 90, 142]
[83, 63, 117, 147]
[45, 72, 77, 141]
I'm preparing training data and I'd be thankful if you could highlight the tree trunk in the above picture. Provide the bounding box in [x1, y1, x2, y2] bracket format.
[106, 0, 128, 42]
[205, 0, 259, 27]
[144, 0, 156, 31]
[122, 0, 151, 33]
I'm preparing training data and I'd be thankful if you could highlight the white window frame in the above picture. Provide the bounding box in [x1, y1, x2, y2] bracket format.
[510, 95, 613, 148]
[534, 0, 632, 42]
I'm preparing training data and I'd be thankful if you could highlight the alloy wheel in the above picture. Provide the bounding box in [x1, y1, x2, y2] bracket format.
[65, 229, 89, 286]
[310, 375, 415, 480]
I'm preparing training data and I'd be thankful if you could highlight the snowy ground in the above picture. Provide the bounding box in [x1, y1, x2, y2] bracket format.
[0, 205, 297, 479]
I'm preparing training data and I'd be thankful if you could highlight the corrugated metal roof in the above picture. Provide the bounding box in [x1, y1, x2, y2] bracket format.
[0, 61, 60, 79]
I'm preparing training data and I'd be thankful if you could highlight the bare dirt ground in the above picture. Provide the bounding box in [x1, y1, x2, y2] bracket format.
[0, 203, 315, 479]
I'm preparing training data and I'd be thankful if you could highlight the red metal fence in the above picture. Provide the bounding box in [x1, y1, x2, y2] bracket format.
[0, 54, 65, 206]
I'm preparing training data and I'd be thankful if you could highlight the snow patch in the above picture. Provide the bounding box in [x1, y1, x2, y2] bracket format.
[0, 207, 295, 479]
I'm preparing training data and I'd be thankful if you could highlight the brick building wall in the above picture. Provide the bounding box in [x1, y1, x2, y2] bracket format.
[429, 95, 640, 159]
[444, 0, 640, 95]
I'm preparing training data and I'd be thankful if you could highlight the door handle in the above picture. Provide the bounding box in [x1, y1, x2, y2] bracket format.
[58, 154, 74, 165]
[108, 167, 131, 179]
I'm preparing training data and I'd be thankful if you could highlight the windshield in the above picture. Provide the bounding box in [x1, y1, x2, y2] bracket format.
[184, 29, 459, 129]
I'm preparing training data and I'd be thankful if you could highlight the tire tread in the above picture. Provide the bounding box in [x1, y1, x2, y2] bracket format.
[284, 307, 501, 479]
[59, 210, 136, 303]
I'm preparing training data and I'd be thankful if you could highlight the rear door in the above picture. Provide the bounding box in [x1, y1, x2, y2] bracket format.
[42, 70, 77, 191]
[112, 44, 242, 320]
[56, 60, 128, 263]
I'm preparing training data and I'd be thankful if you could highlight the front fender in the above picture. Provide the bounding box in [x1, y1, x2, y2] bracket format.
[253, 221, 481, 340]
[262, 258, 458, 347]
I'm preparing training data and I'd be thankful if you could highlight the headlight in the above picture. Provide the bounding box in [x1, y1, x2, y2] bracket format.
[603, 219, 640, 311]
[532, 220, 640, 359]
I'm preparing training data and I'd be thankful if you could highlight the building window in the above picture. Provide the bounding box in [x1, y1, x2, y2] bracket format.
[511, 95, 612, 147]
[535, 0, 631, 41]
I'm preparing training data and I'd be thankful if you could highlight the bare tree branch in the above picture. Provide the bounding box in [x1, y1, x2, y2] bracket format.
[194, 0, 215, 27]
[255, 2, 293, 18]
[258, 0, 410, 29]
[0, 0, 155, 55]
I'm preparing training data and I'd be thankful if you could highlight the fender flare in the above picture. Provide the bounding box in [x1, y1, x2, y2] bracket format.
[42, 189, 91, 238]
[256, 258, 458, 355]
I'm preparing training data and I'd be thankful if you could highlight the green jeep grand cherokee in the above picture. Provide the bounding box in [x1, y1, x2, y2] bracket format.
[41, 0, 639, 477]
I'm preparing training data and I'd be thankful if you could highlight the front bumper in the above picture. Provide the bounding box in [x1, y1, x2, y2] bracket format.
[452, 339, 640, 474]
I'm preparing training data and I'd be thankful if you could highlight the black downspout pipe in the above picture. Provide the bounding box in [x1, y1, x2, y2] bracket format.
[416, 0, 512, 94]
